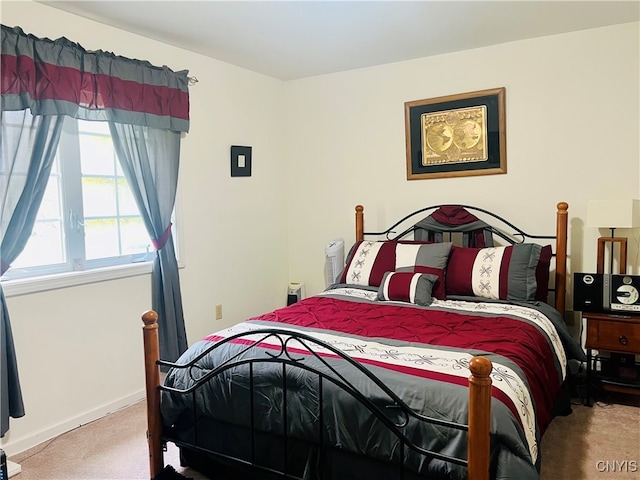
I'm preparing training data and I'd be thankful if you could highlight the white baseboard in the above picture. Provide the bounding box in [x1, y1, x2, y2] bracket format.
[0, 390, 145, 458]
[7, 460, 21, 477]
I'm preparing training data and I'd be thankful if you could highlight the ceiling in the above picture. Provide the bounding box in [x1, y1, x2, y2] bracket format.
[39, 1, 639, 80]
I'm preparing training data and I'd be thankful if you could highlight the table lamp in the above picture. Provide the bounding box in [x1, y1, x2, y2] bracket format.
[587, 199, 639, 274]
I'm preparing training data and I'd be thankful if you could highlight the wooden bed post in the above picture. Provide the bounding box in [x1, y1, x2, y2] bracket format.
[355, 205, 364, 241]
[142, 310, 164, 479]
[555, 202, 569, 315]
[468, 356, 492, 480]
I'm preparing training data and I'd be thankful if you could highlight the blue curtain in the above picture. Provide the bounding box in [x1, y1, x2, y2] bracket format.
[0, 110, 64, 436]
[1, 24, 190, 435]
[109, 123, 187, 361]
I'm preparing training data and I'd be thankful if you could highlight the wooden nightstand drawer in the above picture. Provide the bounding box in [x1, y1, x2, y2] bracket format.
[583, 312, 640, 405]
[585, 314, 640, 353]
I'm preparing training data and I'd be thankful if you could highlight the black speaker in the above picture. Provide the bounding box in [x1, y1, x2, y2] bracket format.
[609, 274, 640, 313]
[574, 273, 604, 312]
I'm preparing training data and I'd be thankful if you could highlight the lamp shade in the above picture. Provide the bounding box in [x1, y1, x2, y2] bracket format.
[587, 199, 640, 229]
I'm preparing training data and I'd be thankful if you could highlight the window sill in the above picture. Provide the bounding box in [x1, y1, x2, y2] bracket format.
[2, 262, 156, 298]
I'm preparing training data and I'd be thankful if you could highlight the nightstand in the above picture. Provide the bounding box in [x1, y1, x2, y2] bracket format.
[584, 312, 640, 406]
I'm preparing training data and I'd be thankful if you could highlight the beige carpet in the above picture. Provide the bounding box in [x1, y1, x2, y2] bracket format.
[8, 401, 206, 480]
[539, 396, 640, 480]
[8, 395, 640, 480]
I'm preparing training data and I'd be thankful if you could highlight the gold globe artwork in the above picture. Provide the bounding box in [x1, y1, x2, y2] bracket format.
[421, 105, 488, 166]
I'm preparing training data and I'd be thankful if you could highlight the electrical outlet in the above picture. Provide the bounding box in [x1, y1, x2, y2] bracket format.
[215, 304, 223, 320]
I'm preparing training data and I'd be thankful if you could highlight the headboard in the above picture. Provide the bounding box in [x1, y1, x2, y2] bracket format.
[354, 202, 569, 315]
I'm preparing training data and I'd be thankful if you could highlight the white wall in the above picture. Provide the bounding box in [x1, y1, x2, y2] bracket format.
[285, 22, 640, 297]
[1, 1, 289, 455]
[1, 0, 639, 458]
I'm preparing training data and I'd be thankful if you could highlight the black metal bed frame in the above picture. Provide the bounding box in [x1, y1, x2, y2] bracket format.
[158, 327, 474, 479]
[147, 202, 568, 480]
[365, 204, 557, 245]
[362, 203, 560, 298]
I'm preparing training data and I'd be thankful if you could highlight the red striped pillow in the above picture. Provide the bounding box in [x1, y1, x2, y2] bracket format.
[445, 244, 551, 301]
[377, 272, 439, 306]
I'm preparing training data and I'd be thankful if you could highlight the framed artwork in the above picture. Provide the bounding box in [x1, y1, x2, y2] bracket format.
[405, 87, 506, 180]
[231, 145, 252, 177]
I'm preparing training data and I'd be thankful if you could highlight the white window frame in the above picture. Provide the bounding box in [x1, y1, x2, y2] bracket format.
[2, 262, 154, 297]
[1, 117, 183, 298]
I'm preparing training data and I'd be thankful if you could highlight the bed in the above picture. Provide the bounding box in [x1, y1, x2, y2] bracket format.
[141, 201, 584, 480]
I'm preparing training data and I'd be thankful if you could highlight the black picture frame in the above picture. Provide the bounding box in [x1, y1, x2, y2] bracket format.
[231, 145, 252, 177]
[405, 87, 506, 180]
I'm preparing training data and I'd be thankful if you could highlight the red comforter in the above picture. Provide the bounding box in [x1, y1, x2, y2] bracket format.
[252, 295, 562, 434]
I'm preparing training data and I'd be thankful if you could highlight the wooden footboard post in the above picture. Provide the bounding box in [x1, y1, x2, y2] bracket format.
[555, 202, 569, 315]
[468, 356, 492, 480]
[142, 310, 164, 479]
[355, 205, 364, 241]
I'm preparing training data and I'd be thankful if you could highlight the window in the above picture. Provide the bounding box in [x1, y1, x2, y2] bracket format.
[3, 118, 154, 281]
